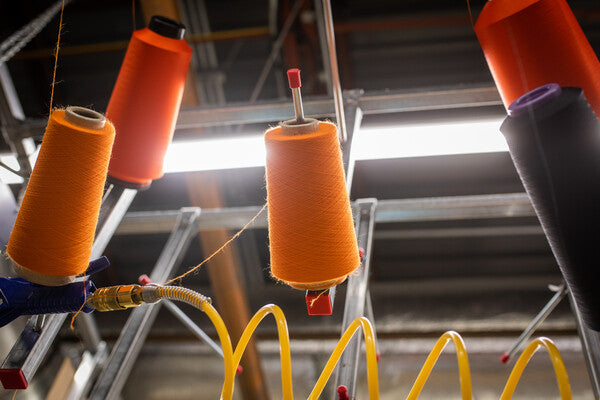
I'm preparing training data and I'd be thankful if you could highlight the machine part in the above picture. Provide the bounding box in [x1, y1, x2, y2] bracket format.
[281, 68, 319, 135]
[88, 285, 143, 312]
[306, 286, 335, 315]
[333, 198, 377, 398]
[501, 283, 568, 363]
[0, 278, 95, 328]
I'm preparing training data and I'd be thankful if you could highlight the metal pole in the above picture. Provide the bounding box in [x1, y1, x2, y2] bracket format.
[502, 284, 568, 363]
[320, 0, 347, 143]
[333, 198, 377, 398]
[569, 294, 600, 398]
[249, 0, 305, 103]
[89, 208, 201, 400]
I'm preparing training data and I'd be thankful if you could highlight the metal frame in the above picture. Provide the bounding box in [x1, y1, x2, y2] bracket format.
[89, 207, 201, 400]
[116, 192, 537, 234]
[174, 86, 502, 130]
[334, 198, 377, 397]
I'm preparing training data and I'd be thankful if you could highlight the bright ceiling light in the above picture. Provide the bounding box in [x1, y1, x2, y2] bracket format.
[351, 118, 507, 161]
[163, 118, 507, 173]
[0, 118, 508, 181]
[163, 135, 266, 173]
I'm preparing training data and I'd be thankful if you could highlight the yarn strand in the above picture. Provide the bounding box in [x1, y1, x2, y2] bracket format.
[48, 0, 65, 114]
[163, 203, 267, 285]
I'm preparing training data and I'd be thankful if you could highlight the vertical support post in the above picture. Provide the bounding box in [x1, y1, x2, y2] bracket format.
[569, 294, 600, 398]
[333, 198, 377, 398]
[319, 0, 347, 143]
[89, 208, 201, 400]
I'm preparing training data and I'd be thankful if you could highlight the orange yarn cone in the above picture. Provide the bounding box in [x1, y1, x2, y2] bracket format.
[107, 16, 192, 188]
[474, 0, 600, 117]
[7, 107, 115, 286]
[265, 121, 360, 290]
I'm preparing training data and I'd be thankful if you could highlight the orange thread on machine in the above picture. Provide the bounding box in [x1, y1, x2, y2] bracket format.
[474, 0, 600, 117]
[106, 17, 191, 188]
[7, 108, 115, 286]
[265, 121, 360, 290]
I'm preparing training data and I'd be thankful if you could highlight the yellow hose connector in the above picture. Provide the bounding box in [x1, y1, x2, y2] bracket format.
[88, 284, 145, 311]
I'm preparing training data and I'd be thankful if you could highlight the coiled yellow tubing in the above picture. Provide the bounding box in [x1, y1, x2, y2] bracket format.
[156, 286, 573, 400]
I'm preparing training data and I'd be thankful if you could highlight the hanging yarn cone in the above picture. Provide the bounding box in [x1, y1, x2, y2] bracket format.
[265, 121, 360, 290]
[7, 107, 115, 286]
[474, 0, 600, 117]
[106, 15, 192, 189]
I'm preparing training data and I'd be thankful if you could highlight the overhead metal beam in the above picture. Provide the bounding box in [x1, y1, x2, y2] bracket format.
[175, 86, 502, 129]
[115, 192, 535, 235]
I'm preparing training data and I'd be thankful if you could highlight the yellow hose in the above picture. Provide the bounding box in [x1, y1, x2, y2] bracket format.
[406, 331, 472, 400]
[500, 337, 572, 400]
[231, 304, 294, 399]
[307, 316, 379, 400]
[150, 286, 572, 400]
[154, 286, 235, 400]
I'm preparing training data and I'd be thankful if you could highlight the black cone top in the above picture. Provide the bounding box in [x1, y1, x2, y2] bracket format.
[149, 15, 185, 40]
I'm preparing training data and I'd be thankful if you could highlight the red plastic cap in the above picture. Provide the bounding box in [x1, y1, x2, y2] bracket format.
[287, 68, 301, 89]
[236, 365, 243, 375]
[306, 292, 333, 315]
[0, 368, 28, 390]
[337, 385, 349, 400]
[500, 352, 510, 363]
[138, 274, 152, 286]
[358, 247, 365, 261]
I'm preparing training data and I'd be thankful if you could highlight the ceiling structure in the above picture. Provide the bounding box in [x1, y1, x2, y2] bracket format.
[1, 0, 600, 398]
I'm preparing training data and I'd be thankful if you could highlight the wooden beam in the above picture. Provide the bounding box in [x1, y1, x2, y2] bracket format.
[186, 172, 271, 400]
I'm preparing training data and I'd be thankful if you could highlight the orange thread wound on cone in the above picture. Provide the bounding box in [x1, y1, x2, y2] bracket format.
[474, 0, 600, 117]
[107, 18, 191, 187]
[7, 109, 115, 285]
[265, 121, 359, 289]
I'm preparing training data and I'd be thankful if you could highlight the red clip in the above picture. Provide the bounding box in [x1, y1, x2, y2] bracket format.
[287, 68, 301, 89]
[0, 368, 27, 390]
[138, 274, 152, 286]
[337, 385, 350, 400]
[306, 291, 333, 315]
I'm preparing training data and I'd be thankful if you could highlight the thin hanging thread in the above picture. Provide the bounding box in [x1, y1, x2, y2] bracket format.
[163, 203, 267, 285]
[48, 0, 65, 114]
[131, 0, 136, 32]
[466, 0, 474, 28]
[70, 285, 87, 329]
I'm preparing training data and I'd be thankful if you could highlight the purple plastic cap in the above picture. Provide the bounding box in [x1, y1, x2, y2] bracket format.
[508, 84, 562, 117]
